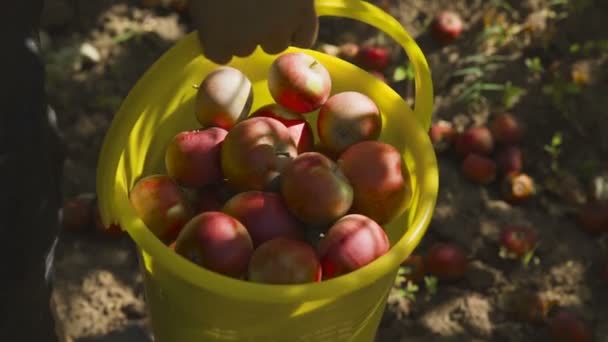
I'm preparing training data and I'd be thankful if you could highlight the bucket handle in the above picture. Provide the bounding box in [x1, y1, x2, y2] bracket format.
[315, 0, 434, 131]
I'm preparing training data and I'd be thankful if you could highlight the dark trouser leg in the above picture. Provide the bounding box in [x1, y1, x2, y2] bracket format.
[0, 35, 64, 341]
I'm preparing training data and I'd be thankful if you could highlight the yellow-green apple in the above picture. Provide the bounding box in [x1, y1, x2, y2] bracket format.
[317, 91, 382, 157]
[280, 152, 353, 226]
[195, 66, 253, 130]
[221, 116, 298, 192]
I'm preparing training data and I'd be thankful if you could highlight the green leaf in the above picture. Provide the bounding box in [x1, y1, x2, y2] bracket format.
[406, 281, 419, 293]
[451, 67, 484, 78]
[112, 30, 138, 45]
[569, 43, 581, 53]
[521, 246, 538, 267]
[393, 64, 415, 82]
[479, 83, 507, 91]
[565, 82, 581, 94]
[424, 276, 438, 295]
[551, 132, 563, 147]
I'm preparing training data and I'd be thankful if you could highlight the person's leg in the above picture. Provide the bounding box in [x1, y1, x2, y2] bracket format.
[0, 15, 64, 342]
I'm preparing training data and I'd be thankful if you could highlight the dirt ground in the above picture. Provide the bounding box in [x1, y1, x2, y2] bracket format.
[40, 0, 608, 341]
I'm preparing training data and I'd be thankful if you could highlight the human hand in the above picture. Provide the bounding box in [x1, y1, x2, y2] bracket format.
[189, 0, 318, 64]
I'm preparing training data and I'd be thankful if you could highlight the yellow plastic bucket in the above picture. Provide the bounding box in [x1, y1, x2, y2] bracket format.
[96, 0, 438, 340]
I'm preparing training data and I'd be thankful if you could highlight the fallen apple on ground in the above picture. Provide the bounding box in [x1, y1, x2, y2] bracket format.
[548, 309, 591, 342]
[431, 11, 464, 44]
[461, 153, 497, 184]
[490, 113, 523, 145]
[501, 173, 536, 203]
[454, 126, 494, 156]
[61, 194, 95, 232]
[424, 242, 468, 281]
[577, 201, 608, 235]
[500, 225, 538, 258]
[429, 120, 456, 152]
[400, 254, 426, 283]
[495, 145, 523, 176]
[357, 45, 390, 72]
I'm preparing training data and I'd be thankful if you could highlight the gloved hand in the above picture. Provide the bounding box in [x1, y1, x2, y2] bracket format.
[189, 0, 318, 64]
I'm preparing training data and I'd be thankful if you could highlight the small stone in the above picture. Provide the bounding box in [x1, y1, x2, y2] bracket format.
[121, 302, 147, 320]
[80, 42, 101, 64]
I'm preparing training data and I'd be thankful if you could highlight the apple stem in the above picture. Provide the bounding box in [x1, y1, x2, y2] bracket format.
[310, 61, 318, 68]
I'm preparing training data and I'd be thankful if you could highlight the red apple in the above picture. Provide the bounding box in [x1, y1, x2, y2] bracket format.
[495, 145, 523, 176]
[490, 113, 523, 144]
[601, 262, 608, 283]
[338, 141, 411, 224]
[317, 91, 382, 157]
[280, 152, 354, 226]
[195, 66, 253, 130]
[577, 201, 608, 235]
[164, 127, 228, 188]
[94, 205, 124, 237]
[511, 290, 554, 324]
[500, 225, 538, 258]
[548, 309, 591, 342]
[461, 153, 497, 185]
[400, 254, 426, 283]
[174, 211, 253, 278]
[221, 116, 298, 192]
[267, 52, 332, 114]
[250, 103, 314, 153]
[61, 194, 95, 232]
[248, 237, 321, 284]
[454, 126, 494, 156]
[429, 120, 456, 152]
[192, 182, 236, 213]
[338, 42, 360, 62]
[424, 242, 468, 281]
[129, 174, 194, 244]
[222, 191, 304, 248]
[431, 11, 464, 44]
[357, 46, 390, 71]
[318, 214, 390, 279]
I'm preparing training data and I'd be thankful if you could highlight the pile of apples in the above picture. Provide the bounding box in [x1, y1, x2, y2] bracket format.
[129, 51, 413, 284]
[429, 114, 536, 204]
